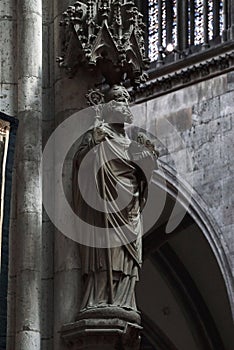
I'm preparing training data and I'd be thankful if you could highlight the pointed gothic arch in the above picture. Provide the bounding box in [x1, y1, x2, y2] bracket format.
[138, 161, 234, 349]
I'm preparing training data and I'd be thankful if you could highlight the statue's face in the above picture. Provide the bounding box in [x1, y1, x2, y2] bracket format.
[103, 86, 133, 124]
[107, 86, 131, 104]
[106, 101, 133, 124]
[137, 133, 145, 145]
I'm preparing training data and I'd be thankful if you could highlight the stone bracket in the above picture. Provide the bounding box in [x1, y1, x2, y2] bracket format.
[60, 307, 142, 349]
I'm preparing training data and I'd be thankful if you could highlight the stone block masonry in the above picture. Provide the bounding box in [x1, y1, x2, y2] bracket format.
[132, 72, 234, 272]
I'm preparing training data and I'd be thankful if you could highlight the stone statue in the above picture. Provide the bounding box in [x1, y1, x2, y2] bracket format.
[72, 86, 157, 312]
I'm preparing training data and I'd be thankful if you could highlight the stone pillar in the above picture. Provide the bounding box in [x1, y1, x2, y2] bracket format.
[53, 1, 104, 348]
[230, 0, 234, 39]
[41, 1, 55, 349]
[14, 0, 43, 349]
[0, 0, 17, 116]
[53, 1, 84, 349]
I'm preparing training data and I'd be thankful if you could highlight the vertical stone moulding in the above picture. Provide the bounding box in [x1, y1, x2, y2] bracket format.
[14, 0, 43, 349]
[53, 1, 82, 350]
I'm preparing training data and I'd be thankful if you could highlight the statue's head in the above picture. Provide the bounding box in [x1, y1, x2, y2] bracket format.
[106, 85, 131, 104]
[102, 100, 133, 124]
[102, 85, 133, 124]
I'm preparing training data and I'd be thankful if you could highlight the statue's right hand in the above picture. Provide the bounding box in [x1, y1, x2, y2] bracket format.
[93, 127, 107, 143]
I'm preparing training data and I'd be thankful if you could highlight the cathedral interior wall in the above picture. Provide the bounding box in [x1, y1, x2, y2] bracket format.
[131, 72, 234, 272]
[0, 0, 233, 349]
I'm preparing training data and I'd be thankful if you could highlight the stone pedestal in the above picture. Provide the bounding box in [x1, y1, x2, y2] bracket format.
[60, 307, 142, 350]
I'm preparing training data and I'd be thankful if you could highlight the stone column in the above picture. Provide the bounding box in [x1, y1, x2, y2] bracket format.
[14, 0, 43, 349]
[41, 1, 55, 349]
[0, 0, 17, 116]
[53, 1, 83, 349]
[230, 0, 234, 39]
[53, 1, 104, 348]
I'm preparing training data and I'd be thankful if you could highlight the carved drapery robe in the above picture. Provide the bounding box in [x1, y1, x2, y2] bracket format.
[72, 123, 155, 311]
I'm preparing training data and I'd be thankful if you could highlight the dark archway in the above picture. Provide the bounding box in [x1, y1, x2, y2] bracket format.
[0, 113, 18, 349]
[137, 161, 234, 350]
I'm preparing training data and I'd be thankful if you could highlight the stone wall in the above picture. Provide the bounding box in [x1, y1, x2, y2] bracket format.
[131, 72, 234, 272]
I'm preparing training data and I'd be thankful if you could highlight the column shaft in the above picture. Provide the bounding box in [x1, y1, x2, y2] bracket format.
[222, 0, 228, 41]
[0, 0, 17, 116]
[203, 0, 209, 47]
[53, 1, 82, 349]
[15, 1, 43, 349]
[41, 1, 55, 349]
[230, 0, 234, 38]
[157, 0, 163, 64]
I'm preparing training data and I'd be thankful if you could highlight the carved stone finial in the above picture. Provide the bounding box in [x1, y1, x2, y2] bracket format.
[58, 0, 150, 88]
[86, 89, 105, 106]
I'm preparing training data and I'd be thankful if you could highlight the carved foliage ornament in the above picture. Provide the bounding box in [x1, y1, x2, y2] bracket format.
[58, 0, 150, 87]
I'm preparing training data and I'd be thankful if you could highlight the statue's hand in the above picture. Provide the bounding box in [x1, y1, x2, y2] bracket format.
[129, 141, 156, 162]
[145, 140, 160, 158]
[137, 133, 159, 158]
[93, 126, 107, 143]
[129, 140, 158, 177]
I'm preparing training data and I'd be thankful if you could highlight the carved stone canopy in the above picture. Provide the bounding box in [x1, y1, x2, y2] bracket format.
[58, 0, 150, 87]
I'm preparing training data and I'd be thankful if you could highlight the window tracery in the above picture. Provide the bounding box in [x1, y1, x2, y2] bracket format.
[148, 0, 226, 62]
